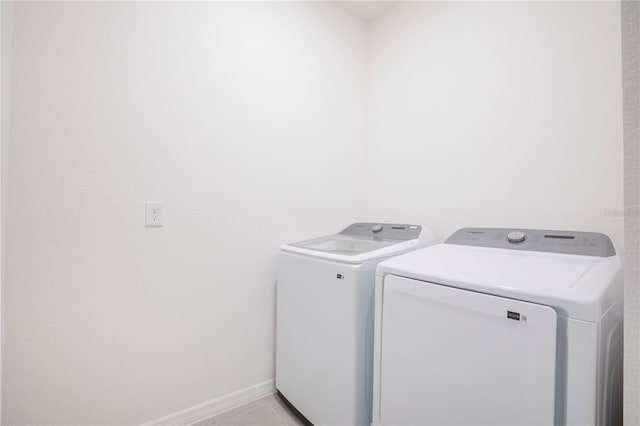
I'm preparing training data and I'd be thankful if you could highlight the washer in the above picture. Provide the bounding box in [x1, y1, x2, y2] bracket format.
[276, 223, 435, 426]
[372, 227, 623, 426]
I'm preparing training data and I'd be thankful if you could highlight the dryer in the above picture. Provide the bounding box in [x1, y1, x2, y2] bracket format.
[276, 223, 435, 425]
[372, 227, 622, 426]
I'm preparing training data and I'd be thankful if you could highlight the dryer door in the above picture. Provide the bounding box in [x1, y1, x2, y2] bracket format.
[378, 275, 557, 425]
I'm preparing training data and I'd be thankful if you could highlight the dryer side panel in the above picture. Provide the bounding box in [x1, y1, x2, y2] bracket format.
[378, 275, 557, 426]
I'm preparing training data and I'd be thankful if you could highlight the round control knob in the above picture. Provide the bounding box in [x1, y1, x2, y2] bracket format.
[507, 231, 526, 243]
[371, 224, 383, 233]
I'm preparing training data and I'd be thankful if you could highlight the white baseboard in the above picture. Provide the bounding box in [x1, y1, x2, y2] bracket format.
[143, 379, 275, 426]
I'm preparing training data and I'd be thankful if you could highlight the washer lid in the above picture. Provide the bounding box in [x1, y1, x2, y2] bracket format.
[290, 234, 400, 256]
[282, 223, 431, 264]
[376, 230, 622, 321]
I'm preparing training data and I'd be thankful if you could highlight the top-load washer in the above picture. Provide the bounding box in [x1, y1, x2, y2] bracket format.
[276, 223, 435, 426]
[372, 227, 623, 426]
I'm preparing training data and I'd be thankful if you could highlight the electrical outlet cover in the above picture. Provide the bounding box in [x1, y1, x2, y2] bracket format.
[145, 201, 163, 227]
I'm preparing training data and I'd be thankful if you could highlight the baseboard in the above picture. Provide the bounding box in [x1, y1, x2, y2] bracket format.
[142, 379, 275, 426]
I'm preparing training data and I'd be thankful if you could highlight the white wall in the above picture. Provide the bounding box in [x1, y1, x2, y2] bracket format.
[3, 2, 366, 424]
[1, 2, 15, 424]
[4, 1, 630, 425]
[367, 1, 624, 248]
[622, 0, 640, 423]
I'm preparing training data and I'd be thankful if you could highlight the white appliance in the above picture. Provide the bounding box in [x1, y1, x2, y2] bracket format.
[276, 223, 435, 426]
[372, 227, 623, 426]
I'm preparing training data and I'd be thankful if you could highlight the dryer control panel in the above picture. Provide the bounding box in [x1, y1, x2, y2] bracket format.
[339, 223, 422, 241]
[446, 227, 616, 257]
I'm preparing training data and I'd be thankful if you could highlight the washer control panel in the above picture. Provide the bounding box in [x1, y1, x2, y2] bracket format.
[446, 227, 615, 257]
[340, 223, 422, 241]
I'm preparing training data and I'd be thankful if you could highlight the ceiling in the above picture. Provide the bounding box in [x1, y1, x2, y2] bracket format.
[333, 1, 399, 23]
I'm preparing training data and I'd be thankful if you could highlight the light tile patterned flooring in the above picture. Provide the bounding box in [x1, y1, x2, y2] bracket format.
[191, 395, 304, 426]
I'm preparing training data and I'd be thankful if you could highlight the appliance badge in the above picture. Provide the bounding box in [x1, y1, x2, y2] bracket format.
[507, 311, 527, 321]
[336, 274, 344, 279]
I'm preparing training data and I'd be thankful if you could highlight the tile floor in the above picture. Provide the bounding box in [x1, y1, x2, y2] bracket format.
[191, 394, 304, 426]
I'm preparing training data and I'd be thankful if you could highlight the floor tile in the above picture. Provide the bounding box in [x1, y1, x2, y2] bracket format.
[267, 396, 304, 425]
[191, 416, 217, 426]
[191, 395, 304, 426]
[213, 401, 284, 425]
[215, 396, 270, 420]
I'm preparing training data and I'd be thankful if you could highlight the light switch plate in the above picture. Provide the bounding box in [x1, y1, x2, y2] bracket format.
[145, 201, 163, 227]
